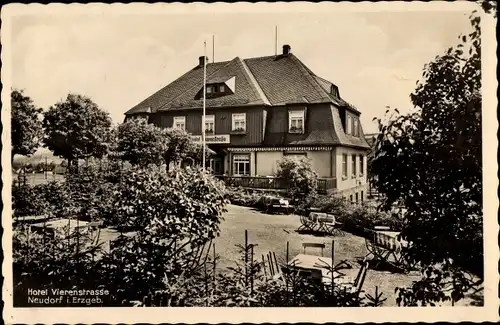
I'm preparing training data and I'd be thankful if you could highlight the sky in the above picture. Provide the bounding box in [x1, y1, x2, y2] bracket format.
[9, 3, 474, 134]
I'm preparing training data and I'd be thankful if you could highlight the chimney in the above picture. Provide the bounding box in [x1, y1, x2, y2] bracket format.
[282, 44, 291, 56]
[199, 56, 208, 66]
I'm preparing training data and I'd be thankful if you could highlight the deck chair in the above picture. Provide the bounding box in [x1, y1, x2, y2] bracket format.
[364, 229, 393, 268]
[302, 242, 326, 256]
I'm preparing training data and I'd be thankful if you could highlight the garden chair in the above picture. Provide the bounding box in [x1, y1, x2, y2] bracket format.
[365, 228, 406, 270]
[316, 213, 345, 237]
[298, 213, 315, 232]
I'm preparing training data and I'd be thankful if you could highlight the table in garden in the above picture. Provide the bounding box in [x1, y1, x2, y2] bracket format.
[30, 218, 100, 243]
[287, 254, 353, 285]
[298, 209, 344, 236]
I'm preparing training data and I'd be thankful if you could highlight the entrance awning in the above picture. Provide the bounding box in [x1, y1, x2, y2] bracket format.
[206, 147, 216, 155]
[206, 145, 228, 156]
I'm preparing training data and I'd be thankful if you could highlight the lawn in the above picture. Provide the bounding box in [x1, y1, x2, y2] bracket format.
[214, 204, 482, 307]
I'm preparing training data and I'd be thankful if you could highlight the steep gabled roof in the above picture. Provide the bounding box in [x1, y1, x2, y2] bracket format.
[126, 57, 271, 114]
[125, 53, 359, 115]
[126, 60, 230, 115]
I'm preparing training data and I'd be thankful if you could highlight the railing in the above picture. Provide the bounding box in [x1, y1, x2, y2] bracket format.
[215, 176, 337, 194]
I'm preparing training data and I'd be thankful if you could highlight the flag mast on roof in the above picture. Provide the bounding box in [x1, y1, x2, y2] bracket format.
[202, 40, 207, 170]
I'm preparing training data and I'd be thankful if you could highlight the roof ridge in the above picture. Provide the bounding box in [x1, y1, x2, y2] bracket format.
[238, 57, 271, 105]
[315, 75, 335, 85]
[156, 59, 233, 111]
[289, 55, 334, 103]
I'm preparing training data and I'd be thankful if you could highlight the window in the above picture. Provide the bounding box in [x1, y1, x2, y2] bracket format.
[232, 113, 246, 132]
[173, 116, 185, 130]
[359, 154, 364, 176]
[355, 192, 359, 203]
[205, 115, 215, 134]
[206, 86, 213, 94]
[352, 154, 356, 177]
[331, 85, 339, 97]
[361, 191, 364, 202]
[350, 195, 353, 202]
[219, 85, 225, 92]
[347, 116, 352, 135]
[342, 154, 348, 179]
[232, 154, 250, 176]
[289, 110, 305, 133]
[353, 118, 358, 137]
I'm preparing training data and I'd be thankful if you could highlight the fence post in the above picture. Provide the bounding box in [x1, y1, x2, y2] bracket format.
[244, 229, 248, 287]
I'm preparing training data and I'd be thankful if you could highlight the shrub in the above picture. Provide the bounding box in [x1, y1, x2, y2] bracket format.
[65, 160, 120, 223]
[225, 187, 278, 211]
[301, 193, 404, 237]
[12, 225, 104, 306]
[94, 166, 228, 300]
[276, 157, 318, 205]
[12, 181, 70, 219]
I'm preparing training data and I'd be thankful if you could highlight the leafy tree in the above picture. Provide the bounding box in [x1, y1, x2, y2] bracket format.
[276, 157, 318, 205]
[11, 89, 43, 162]
[370, 12, 483, 305]
[162, 128, 194, 170]
[112, 118, 166, 167]
[43, 94, 112, 171]
[185, 142, 213, 167]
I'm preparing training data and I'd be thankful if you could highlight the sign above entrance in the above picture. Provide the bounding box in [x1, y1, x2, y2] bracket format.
[191, 134, 230, 144]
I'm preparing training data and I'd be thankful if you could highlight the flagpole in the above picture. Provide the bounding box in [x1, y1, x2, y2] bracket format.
[202, 41, 207, 170]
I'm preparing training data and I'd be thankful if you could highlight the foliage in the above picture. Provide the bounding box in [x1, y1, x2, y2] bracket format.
[369, 12, 483, 305]
[12, 181, 71, 219]
[396, 264, 481, 306]
[185, 142, 213, 166]
[11, 89, 43, 159]
[301, 193, 403, 236]
[162, 127, 195, 170]
[276, 157, 318, 205]
[225, 187, 265, 208]
[93, 166, 227, 300]
[64, 160, 120, 222]
[12, 225, 104, 306]
[106, 165, 227, 230]
[43, 93, 112, 169]
[113, 118, 166, 167]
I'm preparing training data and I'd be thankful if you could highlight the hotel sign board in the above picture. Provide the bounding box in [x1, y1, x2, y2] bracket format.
[191, 134, 230, 144]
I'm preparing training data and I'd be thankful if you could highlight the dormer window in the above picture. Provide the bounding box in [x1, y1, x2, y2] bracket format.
[347, 115, 352, 135]
[353, 118, 359, 137]
[331, 85, 339, 98]
[196, 81, 233, 100]
[289, 109, 305, 134]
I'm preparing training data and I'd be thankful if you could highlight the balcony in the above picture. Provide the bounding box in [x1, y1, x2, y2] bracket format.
[215, 176, 337, 194]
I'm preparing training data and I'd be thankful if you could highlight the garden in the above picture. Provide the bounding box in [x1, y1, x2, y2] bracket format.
[11, 9, 485, 308]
